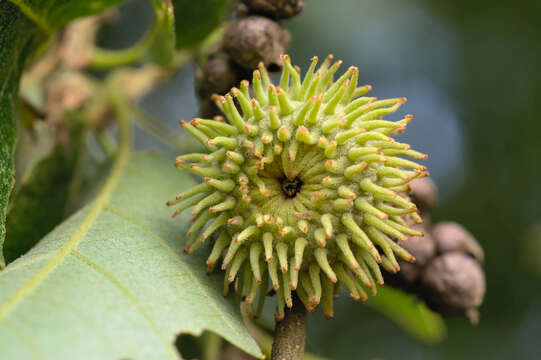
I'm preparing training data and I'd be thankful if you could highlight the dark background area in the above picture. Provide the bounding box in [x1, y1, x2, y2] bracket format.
[100, 0, 541, 358]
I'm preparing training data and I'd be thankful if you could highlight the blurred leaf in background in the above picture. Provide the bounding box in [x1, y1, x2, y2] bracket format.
[366, 286, 446, 344]
[173, 0, 229, 49]
[520, 222, 541, 279]
[7, 0, 124, 33]
[146, 0, 176, 66]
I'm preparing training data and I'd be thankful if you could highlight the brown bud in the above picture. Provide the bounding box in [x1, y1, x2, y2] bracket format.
[197, 56, 244, 97]
[195, 55, 248, 118]
[399, 224, 436, 267]
[233, 2, 251, 18]
[394, 224, 436, 283]
[395, 261, 422, 284]
[223, 16, 291, 71]
[432, 222, 484, 263]
[409, 177, 437, 212]
[241, 0, 305, 19]
[422, 252, 485, 322]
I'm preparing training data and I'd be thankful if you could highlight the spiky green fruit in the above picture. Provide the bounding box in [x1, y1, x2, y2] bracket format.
[168, 54, 428, 320]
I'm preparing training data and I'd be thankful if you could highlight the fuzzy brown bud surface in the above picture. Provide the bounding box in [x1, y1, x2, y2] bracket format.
[223, 16, 291, 71]
[432, 222, 484, 262]
[198, 56, 244, 96]
[196, 55, 249, 118]
[394, 224, 435, 283]
[409, 177, 437, 212]
[422, 252, 485, 322]
[241, 0, 305, 19]
[399, 224, 435, 266]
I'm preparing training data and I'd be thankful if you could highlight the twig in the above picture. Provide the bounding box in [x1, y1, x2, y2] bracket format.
[88, 8, 161, 69]
[271, 293, 307, 360]
[241, 302, 325, 360]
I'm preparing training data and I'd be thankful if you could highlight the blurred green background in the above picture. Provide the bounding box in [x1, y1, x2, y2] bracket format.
[100, 0, 541, 358]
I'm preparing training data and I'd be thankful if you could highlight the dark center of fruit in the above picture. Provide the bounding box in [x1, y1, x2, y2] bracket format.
[280, 176, 303, 198]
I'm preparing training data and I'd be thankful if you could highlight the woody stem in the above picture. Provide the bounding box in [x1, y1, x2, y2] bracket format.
[271, 293, 307, 360]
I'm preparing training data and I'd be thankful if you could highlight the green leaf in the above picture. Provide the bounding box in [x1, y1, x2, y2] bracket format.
[6, 0, 125, 34]
[173, 0, 229, 49]
[4, 120, 88, 264]
[146, 0, 176, 67]
[366, 285, 447, 344]
[0, 151, 262, 359]
[0, 1, 46, 268]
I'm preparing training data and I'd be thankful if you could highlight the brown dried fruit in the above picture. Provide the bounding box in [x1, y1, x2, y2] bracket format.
[409, 177, 437, 212]
[393, 224, 435, 283]
[241, 0, 305, 19]
[398, 224, 436, 267]
[223, 16, 291, 71]
[422, 252, 485, 322]
[197, 56, 244, 97]
[395, 261, 422, 284]
[195, 55, 248, 118]
[233, 2, 251, 18]
[432, 221, 484, 262]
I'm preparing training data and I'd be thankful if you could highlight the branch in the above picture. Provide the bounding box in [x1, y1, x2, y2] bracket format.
[271, 293, 307, 360]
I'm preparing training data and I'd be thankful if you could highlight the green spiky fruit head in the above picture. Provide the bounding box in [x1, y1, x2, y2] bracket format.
[168, 54, 428, 320]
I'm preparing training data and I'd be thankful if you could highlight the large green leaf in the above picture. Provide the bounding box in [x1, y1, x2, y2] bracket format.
[0, 151, 262, 359]
[366, 285, 447, 344]
[173, 0, 229, 49]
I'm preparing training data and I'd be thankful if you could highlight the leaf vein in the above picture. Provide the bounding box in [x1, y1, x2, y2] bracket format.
[71, 250, 177, 359]
[37, 295, 114, 352]
[0, 253, 54, 277]
[104, 204, 245, 340]
[1, 318, 45, 359]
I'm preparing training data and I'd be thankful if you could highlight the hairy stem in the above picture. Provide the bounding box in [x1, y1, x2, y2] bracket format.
[271, 293, 307, 360]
